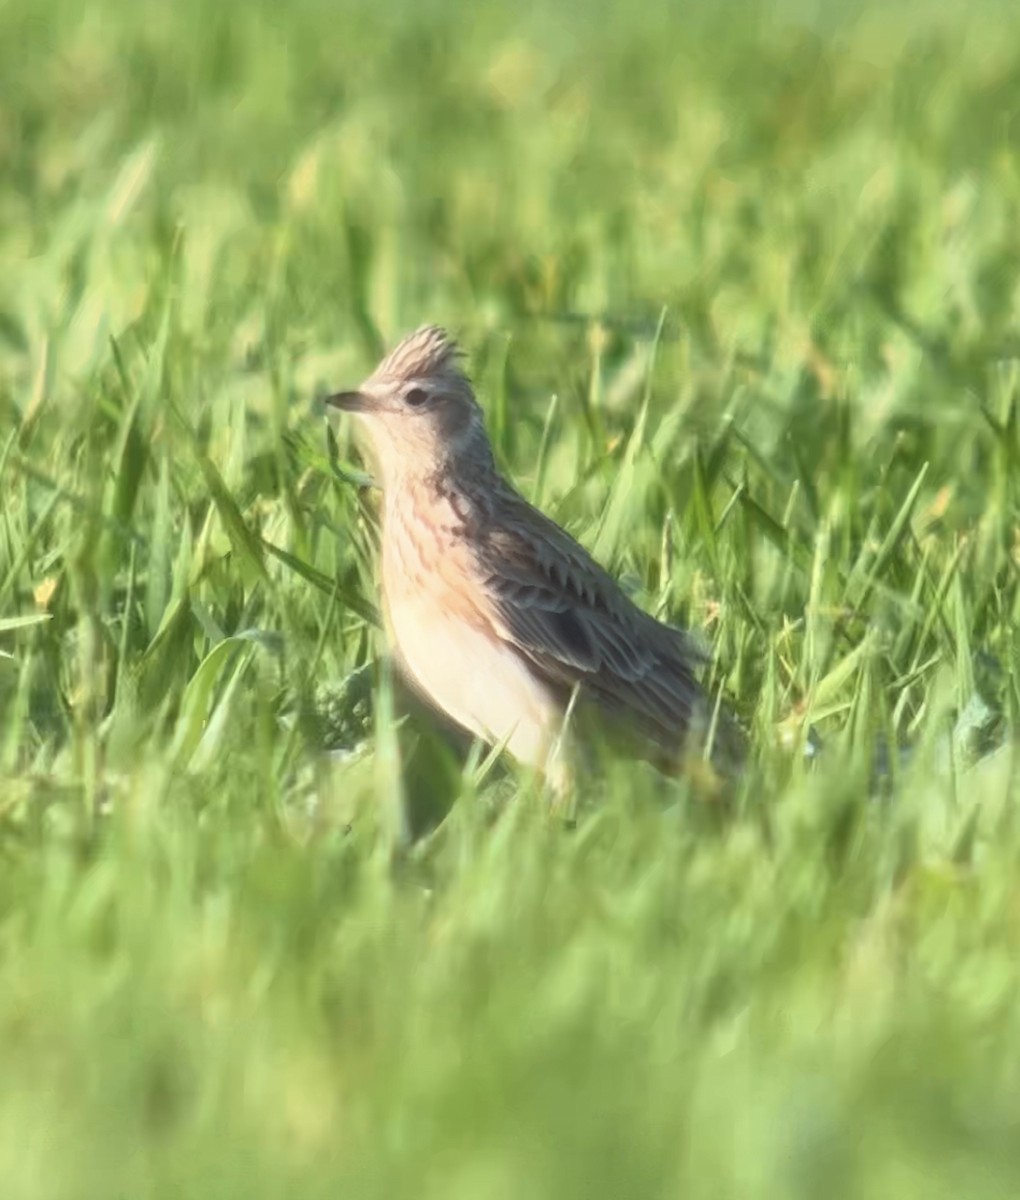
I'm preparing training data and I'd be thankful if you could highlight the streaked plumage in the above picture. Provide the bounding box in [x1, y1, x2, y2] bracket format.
[327, 325, 741, 788]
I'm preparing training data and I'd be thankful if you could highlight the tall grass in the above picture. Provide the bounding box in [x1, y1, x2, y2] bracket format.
[0, 0, 1018, 1194]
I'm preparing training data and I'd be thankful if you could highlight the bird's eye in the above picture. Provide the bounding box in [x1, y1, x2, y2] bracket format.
[404, 387, 428, 408]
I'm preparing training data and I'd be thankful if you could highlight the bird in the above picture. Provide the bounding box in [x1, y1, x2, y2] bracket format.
[326, 325, 743, 795]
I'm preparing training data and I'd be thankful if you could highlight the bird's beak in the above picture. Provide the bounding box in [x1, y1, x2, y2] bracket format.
[325, 390, 371, 413]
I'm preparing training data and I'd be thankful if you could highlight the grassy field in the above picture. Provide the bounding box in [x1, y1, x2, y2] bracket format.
[2, 0, 1020, 1194]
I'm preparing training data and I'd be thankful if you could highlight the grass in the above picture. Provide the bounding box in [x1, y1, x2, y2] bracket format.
[1, 0, 1020, 1194]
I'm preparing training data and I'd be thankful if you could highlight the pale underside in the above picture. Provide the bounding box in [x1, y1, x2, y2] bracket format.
[382, 492, 569, 785]
[385, 574, 567, 777]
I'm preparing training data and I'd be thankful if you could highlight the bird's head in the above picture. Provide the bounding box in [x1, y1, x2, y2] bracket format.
[327, 326, 493, 488]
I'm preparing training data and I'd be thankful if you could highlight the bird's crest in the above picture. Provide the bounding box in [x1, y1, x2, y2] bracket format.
[375, 325, 465, 383]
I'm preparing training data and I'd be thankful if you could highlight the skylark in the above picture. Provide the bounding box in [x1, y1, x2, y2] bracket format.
[327, 325, 742, 792]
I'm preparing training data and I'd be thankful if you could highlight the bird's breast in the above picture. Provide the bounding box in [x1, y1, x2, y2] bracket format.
[379, 493, 559, 764]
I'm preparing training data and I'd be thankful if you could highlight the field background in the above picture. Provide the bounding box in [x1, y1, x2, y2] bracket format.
[2, 0, 1020, 1194]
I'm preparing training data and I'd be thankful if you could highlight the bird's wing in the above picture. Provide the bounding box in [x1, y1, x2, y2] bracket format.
[475, 504, 709, 744]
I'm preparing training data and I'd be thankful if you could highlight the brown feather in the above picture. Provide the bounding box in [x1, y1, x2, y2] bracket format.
[465, 482, 719, 757]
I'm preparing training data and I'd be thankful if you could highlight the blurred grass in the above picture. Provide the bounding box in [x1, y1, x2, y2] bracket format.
[1, 0, 1020, 1194]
